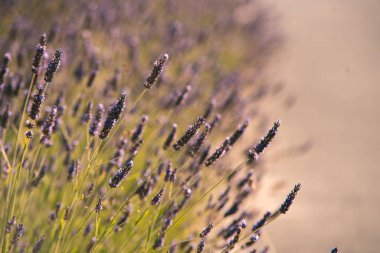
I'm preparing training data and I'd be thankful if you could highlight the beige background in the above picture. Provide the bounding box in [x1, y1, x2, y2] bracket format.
[255, 0, 380, 252]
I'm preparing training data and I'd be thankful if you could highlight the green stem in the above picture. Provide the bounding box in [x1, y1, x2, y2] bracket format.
[11, 74, 36, 168]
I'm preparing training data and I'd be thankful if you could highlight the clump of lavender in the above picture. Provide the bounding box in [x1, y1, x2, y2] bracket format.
[0, 3, 310, 252]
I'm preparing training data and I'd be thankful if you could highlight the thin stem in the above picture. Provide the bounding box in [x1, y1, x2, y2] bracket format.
[11, 74, 36, 167]
[0, 140, 13, 250]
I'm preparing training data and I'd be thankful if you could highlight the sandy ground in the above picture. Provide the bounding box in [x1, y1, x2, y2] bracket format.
[250, 1, 380, 252]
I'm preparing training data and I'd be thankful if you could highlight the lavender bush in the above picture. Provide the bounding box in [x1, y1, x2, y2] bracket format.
[0, 1, 306, 252]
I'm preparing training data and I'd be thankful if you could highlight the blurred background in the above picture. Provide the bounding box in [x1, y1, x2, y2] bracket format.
[256, 0, 380, 252]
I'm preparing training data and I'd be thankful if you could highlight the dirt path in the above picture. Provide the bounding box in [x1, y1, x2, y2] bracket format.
[253, 1, 380, 252]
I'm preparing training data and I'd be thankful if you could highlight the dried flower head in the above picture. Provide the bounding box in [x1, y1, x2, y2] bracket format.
[64, 207, 70, 220]
[127, 139, 144, 161]
[252, 212, 271, 232]
[31, 164, 47, 187]
[205, 137, 231, 167]
[174, 85, 192, 107]
[44, 49, 63, 83]
[209, 114, 222, 131]
[95, 197, 103, 213]
[151, 188, 164, 205]
[29, 85, 45, 121]
[114, 204, 132, 231]
[248, 120, 281, 161]
[131, 115, 148, 143]
[202, 99, 215, 119]
[99, 91, 127, 139]
[144, 53, 169, 89]
[81, 101, 93, 124]
[189, 123, 211, 157]
[39, 33, 47, 46]
[67, 160, 80, 181]
[229, 120, 249, 147]
[106, 138, 128, 171]
[108, 160, 133, 188]
[1, 104, 12, 128]
[153, 232, 166, 249]
[165, 165, 177, 183]
[84, 182, 95, 198]
[72, 95, 83, 117]
[0, 53, 11, 84]
[32, 35, 46, 74]
[9, 223, 25, 249]
[173, 116, 205, 151]
[40, 106, 58, 145]
[198, 145, 210, 165]
[86, 61, 99, 87]
[32, 234, 46, 253]
[87, 237, 97, 252]
[163, 123, 177, 150]
[245, 232, 260, 247]
[5, 216, 16, 234]
[279, 183, 301, 214]
[89, 103, 105, 136]
[197, 239, 205, 253]
[200, 223, 213, 238]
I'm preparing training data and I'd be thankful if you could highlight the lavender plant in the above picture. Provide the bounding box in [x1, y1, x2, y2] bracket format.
[0, 0, 305, 252]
